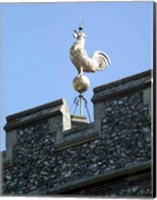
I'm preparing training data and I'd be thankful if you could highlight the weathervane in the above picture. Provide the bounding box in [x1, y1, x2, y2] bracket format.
[70, 25, 111, 119]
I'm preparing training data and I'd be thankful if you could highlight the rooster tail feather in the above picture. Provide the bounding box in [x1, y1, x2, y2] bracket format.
[92, 51, 111, 71]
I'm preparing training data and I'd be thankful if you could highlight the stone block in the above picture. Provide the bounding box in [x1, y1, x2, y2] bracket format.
[3, 130, 17, 166]
[143, 87, 151, 117]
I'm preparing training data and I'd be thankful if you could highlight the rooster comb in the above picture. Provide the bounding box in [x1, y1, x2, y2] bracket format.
[79, 26, 83, 31]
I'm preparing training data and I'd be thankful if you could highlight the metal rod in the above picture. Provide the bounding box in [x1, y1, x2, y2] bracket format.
[71, 94, 92, 122]
[84, 99, 92, 123]
[74, 98, 79, 114]
[79, 94, 83, 116]
[70, 96, 78, 113]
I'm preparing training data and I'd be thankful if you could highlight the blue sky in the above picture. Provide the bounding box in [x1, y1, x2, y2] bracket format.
[1, 2, 153, 150]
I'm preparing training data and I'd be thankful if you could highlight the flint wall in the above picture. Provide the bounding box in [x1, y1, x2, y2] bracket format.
[2, 70, 152, 197]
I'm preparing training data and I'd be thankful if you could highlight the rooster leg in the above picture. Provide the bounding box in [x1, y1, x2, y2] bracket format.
[78, 66, 83, 77]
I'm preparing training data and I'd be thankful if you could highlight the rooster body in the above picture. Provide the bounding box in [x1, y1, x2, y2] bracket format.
[70, 28, 111, 75]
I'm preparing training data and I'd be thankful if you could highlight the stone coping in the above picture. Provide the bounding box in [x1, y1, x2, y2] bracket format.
[4, 70, 152, 131]
[64, 122, 95, 136]
[55, 122, 100, 150]
[71, 115, 87, 122]
[46, 161, 151, 195]
[92, 69, 151, 103]
[4, 99, 67, 131]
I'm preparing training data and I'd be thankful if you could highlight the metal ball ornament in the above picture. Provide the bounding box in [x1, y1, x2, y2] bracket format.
[73, 74, 90, 93]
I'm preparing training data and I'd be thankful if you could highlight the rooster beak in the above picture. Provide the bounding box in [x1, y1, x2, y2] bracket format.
[73, 30, 78, 38]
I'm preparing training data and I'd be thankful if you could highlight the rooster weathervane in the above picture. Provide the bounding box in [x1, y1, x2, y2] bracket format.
[70, 25, 111, 117]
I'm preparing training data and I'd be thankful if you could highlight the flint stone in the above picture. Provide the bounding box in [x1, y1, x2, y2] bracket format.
[64, 171, 72, 178]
